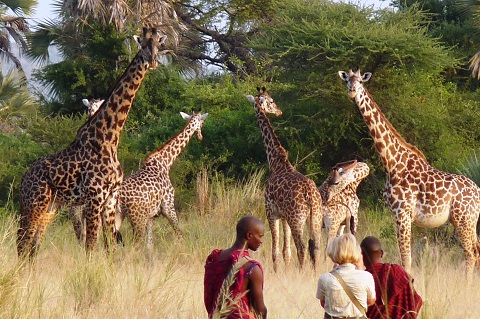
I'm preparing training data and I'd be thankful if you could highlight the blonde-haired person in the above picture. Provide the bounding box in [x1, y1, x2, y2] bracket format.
[316, 234, 376, 319]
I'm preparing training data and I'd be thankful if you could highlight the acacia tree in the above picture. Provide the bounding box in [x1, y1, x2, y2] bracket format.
[247, 0, 479, 183]
[174, 0, 276, 76]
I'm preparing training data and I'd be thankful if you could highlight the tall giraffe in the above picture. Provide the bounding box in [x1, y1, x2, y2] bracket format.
[70, 98, 105, 243]
[318, 160, 370, 247]
[115, 112, 208, 249]
[338, 69, 480, 273]
[246, 87, 323, 271]
[17, 27, 169, 258]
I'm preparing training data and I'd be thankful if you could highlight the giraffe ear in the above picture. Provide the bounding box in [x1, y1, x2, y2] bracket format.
[362, 72, 372, 82]
[82, 99, 90, 107]
[338, 71, 348, 81]
[201, 113, 209, 120]
[180, 112, 191, 120]
[159, 35, 167, 45]
[246, 95, 256, 104]
[132, 35, 142, 48]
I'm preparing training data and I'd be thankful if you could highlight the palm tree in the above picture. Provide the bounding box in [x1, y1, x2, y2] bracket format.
[457, 0, 480, 77]
[0, 66, 38, 133]
[26, 0, 183, 65]
[0, 0, 37, 71]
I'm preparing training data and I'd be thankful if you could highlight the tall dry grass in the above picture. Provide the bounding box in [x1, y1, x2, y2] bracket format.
[1, 170, 479, 318]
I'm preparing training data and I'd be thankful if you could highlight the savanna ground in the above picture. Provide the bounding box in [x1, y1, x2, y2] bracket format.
[0, 171, 479, 318]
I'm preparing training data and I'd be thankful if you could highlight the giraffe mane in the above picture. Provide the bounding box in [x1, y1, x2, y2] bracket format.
[364, 89, 428, 163]
[144, 114, 200, 164]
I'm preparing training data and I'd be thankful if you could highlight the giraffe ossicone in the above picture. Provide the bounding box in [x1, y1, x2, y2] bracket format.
[339, 68, 480, 274]
[17, 27, 170, 259]
[248, 87, 323, 272]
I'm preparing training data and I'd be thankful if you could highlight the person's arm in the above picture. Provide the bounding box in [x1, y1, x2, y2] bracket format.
[365, 272, 376, 306]
[249, 264, 267, 318]
[367, 296, 376, 306]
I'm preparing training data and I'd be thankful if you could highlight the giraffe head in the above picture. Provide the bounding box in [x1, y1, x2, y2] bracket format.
[179, 111, 209, 141]
[326, 160, 370, 201]
[82, 98, 105, 118]
[134, 27, 168, 70]
[338, 69, 372, 99]
[246, 86, 283, 116]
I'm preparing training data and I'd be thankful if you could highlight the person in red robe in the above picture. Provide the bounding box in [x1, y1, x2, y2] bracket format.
[360, 236, 422, 319]
[204, 215, 267, 319]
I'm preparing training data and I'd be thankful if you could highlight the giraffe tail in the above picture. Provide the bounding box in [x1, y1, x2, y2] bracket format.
[308, 239, 315, 264]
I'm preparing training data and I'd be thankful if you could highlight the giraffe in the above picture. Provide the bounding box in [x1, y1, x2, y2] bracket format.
[318, 160, 370, 252]
[70, 98, 105, 243]
[338, 69, 480, 273]
[246, 87, 323, 271]
[17, 27, 169, 258]
[115, 111, 208, 249]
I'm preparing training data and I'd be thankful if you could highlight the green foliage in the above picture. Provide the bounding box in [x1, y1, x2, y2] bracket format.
[245, 0, 480, 191]
[32, 24, 132, 114]
[0, 132, 43, 205]
[0, 113, 86, 205]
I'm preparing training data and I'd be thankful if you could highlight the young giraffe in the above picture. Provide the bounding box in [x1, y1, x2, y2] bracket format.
[115, 111, 208, 249]
[17, 27, 169, 258]
[318, 160, 370, 250]
[70, 98, 105, 243]
[246, 88, 323, 271]
[339, 69, 480, 274]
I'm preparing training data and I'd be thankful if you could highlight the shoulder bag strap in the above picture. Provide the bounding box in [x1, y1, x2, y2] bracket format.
[331, 271, 368, 318]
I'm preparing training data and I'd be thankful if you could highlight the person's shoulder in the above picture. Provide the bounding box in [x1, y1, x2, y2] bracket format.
[205, 249, 222, 263]
[319, 271, 336, 283]
[387, 263, 409, 275]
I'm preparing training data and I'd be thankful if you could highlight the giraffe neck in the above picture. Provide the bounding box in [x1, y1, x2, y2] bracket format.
[255, 106, 292, 171]
[355, 87, 428, 173]
[77, 51, 149, 150]
[145, 119, 197, 170]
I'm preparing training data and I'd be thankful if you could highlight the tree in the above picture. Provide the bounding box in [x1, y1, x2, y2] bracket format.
[0, 0, 37, 71]
[174, 0, 276, 76]
[247, 0, 478, 185]
[0, 67, 37, 121]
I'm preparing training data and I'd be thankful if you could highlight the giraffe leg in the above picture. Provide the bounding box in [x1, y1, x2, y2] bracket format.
[288, 212, 307, 269]
[130, 211, 147, 247]
[17, 180, 55, 259]
[282, 219, 292, 266]
[308, 208, 322, 271]
[85, 207, 101, 253]
[395, 214, 413, 273]
[323, 213, 341, 260]
[161, 188, 182, 238]
[101, 189, 119, 253]
[146, 218, 154, 250]
[70, 205, 86, 244]
[266, 206, 280, 272]
[290, 224, 306, 269]
[451, 217, 477, 274]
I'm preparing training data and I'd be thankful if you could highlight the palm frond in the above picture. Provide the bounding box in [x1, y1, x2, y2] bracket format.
[1, 0, 38, 16]
[469, 50, 480, 79]
[25, 18, 63, 64]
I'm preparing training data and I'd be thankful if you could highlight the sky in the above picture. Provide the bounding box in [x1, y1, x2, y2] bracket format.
[17, 0, 391, 81]
[31, 0, 391, 21]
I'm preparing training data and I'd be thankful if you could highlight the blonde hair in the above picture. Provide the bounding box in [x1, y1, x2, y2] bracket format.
[327, 233, 362, 265]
